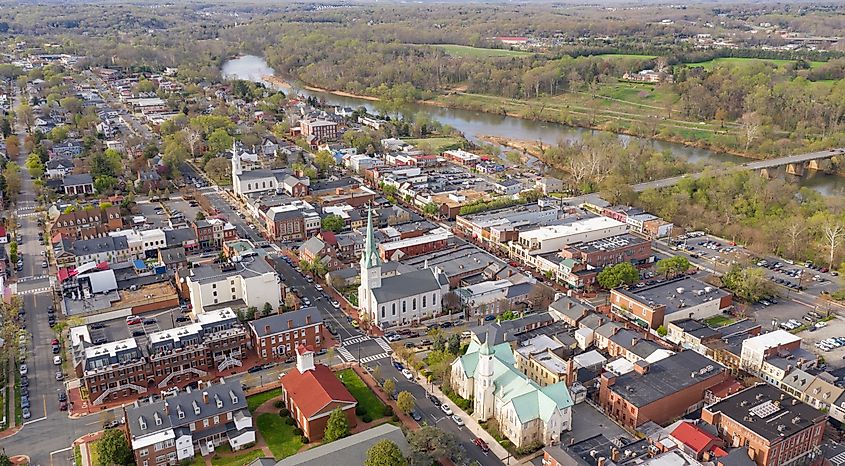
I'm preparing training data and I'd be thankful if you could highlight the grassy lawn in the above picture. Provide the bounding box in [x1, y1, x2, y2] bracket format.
[88, 439, 101, 466]
[704, 314, 735, 328]
[211, 449, 264, 466]
[257, 413, 305, 459]
[247, 388, 281, 413]
[683, 57, 825, 70]
[430, 44, 534, 58]
[337, 369, 385, 420]
[402, 137, 464, 153]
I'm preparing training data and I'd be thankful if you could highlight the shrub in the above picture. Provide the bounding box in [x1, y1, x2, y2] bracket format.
[285, 417, 295, 425]
[515, 441, 543, 456]
[383, 405, 394, 417]
[392, 414, 400, 422]
[279, 408, 290, 417]
[356, 405, 365, 416]
[274, 400, 285, 409]
[293, 427, 303, 436]
[362, 414, 372, 423]
[300, 435, 309, 444]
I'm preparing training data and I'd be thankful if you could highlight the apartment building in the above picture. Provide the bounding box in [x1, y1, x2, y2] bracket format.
[510, 216, 628, 267]
[513, 334, 574, 387]
[76, 309, 249, 406]
[125, 380, 254, 464]
[702, 384, 826, 466]
[598, 351, 731, 429]
[249, 307, 324, 362]
[455, 204, 560, 250]
[176, 259, 281, 314]
[194, 219, 237, 249]
[299, 119, 338, 141]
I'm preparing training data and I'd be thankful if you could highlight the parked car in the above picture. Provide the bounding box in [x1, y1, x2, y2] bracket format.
[441, 404, 453, 416]
[428, 394, 441, 407]
[19, 363, 27, 375]
[452, 414, 464, 426]
[53, 355, 62, 365]
[402, 368, 414, 380]
[473, 438, 489, 453]
[21, 408, 30, 420]
[411, 410, 422, 422]
[55, 371, 64, 381]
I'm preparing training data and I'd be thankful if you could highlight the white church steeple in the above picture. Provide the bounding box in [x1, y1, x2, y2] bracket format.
[231, 141, 243, 176]
[358, 207, 382, 323]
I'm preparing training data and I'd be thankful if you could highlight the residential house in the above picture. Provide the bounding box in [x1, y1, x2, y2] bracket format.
[249, 307, 324, 362]
[62, 174, 95, 195]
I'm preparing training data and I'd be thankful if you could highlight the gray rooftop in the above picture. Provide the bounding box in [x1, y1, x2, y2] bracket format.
[705, 384, 825, 442]
[63, 173, 93, 186]
[608, 350, 725, 408]
[249, 307, 322, 338]
[471, 312, 555, 346]
[371, 268, 445, 303]
[549, 296, 591, 322]
[616, 275, 730, 315]
[126, 380, 247, 439]
[72, 235, 129, 255]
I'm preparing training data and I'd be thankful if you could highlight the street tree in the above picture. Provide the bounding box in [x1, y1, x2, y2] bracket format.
[314, 150, 336, 173]
[5, 135, 19, 158]
[396, 391, 415, 414]
[722, 266, 774, 303]
[822, 220, 844, 269]
[322, 408, 350, 443]
[365, 440, 407, 466]
[382, 378, 395, 397]
[207, 128, 233, 155]
[407, 425, 463, 466]
[204, 157, 231, 183]
[655, 256, 691, 278]
[596, 262, 640, 289]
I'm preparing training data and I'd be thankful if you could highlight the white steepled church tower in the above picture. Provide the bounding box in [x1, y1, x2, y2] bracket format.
[231, 141, 243, 176]
[358, 207, 382, 323]
[474, 336, 496, 422]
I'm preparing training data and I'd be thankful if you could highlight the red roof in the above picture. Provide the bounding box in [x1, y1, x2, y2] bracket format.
[296, 343, 313, 355]
[279, 364, 356, 419]
[708, 378, 743, 400]
[670, 422, 721, 455]
[319, 231, 337, 246]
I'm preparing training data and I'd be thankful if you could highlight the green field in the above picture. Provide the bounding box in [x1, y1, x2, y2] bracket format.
[337, 369, 385, 420]
[211, 449, 264, 466]
[684, 57, 825, 70]
[431, 44, 534, 58]
[402, 137, 464, 153]
[257, 413, 305, 459]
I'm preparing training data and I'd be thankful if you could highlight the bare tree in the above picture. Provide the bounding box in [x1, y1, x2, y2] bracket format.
[741, 112, 762, 152]
[822, 220, 844, 269]
[785, 221, 807, 260]
[184, 127, 203, 159]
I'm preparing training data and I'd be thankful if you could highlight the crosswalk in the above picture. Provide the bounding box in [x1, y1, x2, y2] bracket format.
[15, 286, 51, 296]
[336, 336, 392, 364]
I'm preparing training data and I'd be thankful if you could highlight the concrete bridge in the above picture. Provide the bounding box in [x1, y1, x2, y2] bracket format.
[632, 147, 845, 192]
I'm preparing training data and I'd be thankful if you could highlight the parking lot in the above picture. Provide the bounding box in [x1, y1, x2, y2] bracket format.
[797, 315, 845, 369]
[86, 307, 193, 345]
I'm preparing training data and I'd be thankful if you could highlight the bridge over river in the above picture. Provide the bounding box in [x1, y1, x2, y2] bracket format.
[632, 147, 845, 192]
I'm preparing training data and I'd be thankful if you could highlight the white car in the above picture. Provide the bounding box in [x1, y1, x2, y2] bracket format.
[441, 404, 453, 416]
[19, 364, 27, 375]
[53, 355, 62, 365]
[331, 300, 340, 309]
[315, 284, 323, 292]
[452, 414, 464, 426]
[402, 368, 414, 380]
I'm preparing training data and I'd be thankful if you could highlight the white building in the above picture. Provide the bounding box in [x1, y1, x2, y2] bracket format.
[510, 216, 627, 266]
[451, 338, 573, 449]
[177, 258, 282, 314]
[739, 330, 803, 375]
[358, 209, 448, 329]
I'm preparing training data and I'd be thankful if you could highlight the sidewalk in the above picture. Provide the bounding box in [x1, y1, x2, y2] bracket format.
[427, 382, 512, 463]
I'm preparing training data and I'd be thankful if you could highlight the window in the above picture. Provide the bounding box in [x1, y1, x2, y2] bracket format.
[392, 303, 396, 316]
[432, 293, 436, 305]
[423, 296, 427, 307]
[140, 449, 149, 457]
[402, 301, 406, 313]
[213, 415, 219, 424]
[203, 419, 209, 427]
[412, 298, 416, 310]
[381, 307, 385, 319]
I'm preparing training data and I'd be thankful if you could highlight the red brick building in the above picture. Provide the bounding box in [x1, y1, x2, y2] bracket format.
[378, 231, 450, 262]
[561, 233, 652, 269]
[50, 205, 123, 240]
[279, 345, 357, 441]
[248, 307, 324, 362]
[702, 384, 826, 466]
[599, 351, 731, 429]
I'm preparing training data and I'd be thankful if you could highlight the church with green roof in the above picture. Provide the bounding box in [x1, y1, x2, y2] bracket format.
[450, 337, 574, 449]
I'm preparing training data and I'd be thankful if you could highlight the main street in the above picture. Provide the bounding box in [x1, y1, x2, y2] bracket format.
[1, 87, 82, 466]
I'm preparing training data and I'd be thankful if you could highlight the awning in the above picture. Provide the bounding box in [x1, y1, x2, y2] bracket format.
[96, 261, 110, 271]
[133, 259, 146, 270]
[57, 267, 78, 283]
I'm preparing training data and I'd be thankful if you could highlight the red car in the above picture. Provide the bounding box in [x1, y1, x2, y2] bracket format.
[51, 338, 59, 345]
[473, 438, 489, 453]
[126, 317, 142, 325]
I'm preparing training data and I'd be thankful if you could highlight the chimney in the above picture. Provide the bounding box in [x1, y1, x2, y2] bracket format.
[632, 338, 639, 347]
[264, 325, 271, 335]
[306, 315, 312, 325]
[634, 361, 650, 375]
[566, 358, 576, 386]
[611, 448, 620, 462]
[597, 457, 606, 466]
[288, 319, 294, 329]
[202, 391, 209, 404]
[568, 301, 574, 310]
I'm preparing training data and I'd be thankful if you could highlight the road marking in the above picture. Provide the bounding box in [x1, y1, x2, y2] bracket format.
[23, 416, 47, 425]
[359, 352, 390, 364]
[336, 346, 355, 361]
[343, 336, 370, 346]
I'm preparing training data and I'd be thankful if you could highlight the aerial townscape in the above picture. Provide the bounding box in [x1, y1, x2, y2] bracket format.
[3, 1, 845, 466]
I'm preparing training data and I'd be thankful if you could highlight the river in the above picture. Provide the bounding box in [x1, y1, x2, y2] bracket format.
[222, 55, 845, 195]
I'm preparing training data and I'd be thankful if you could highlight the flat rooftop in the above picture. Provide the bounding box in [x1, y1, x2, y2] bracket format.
[617, 275, 730, 315]
[184, 257, 276, 283]
[569, 233, 648, 254]
[706, 384, 825, 442]
[519, 216, 625, 242]
[608, 350, 725, 408]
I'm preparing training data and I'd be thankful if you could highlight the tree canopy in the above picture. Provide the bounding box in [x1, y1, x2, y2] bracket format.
[596, 262, 640, 289]
[365, 439, 407, 466]
[322, 408, 350, 443]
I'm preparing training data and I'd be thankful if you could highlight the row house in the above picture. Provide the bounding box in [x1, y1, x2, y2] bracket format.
[51, 205, 123, 240]
[126, 380, 254, 464]
[76, 309, 249, 406]
[193, 219, 236, 250]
